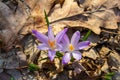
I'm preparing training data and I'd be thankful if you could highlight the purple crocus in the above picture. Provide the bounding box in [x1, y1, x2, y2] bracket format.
[61, 31, 90, 64]
[32, 27, 68, 61]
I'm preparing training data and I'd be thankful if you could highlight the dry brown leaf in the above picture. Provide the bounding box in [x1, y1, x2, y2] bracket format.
[0, 0, 49, 50]
[49, 0, 84, 21]
[48, 0, 118, 34]
[78, 0, 107, 10]
[48, 0, 85, 34]
[114, 7, 120, 22]
[0, 2, 18, 50]
[77, 0, 119, 9]
[0, 1, 35, 50]
[0, 0, 119, 50]
[101, 60, 109, 72]
[20, 0, 68, 35]
[38, 0, 55, 14]
[20, 0, 48, 35]
[86, 9, 117, 34]
[92, 9, 117, 29]
[102, 0, 119, 9]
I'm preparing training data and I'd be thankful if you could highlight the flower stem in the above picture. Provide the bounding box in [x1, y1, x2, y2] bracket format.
[82, 30, 91, 41]
[44, 10, 50, 27]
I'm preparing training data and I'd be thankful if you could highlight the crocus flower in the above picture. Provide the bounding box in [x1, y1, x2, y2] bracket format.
[32, 27, 68, 61]
[61, 31, 90, 64]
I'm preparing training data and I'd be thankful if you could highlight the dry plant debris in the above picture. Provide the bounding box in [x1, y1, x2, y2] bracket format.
[0, 0, 120, 80]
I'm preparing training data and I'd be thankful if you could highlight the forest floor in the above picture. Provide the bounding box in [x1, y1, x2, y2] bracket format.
[0, 0, 120, 80]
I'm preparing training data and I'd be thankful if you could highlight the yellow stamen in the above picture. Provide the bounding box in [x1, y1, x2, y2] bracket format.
[48, 40, 55, 49]
[69, 44, 74, 51]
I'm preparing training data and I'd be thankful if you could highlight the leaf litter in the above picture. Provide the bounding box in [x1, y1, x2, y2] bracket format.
[0, 0, 120, 80]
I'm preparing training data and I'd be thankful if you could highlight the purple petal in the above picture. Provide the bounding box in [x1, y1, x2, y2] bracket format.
[48, 26, 55, 41]
[48, 50, 56, 61]
[56, 43, 63, 51]
[72, 51, 82, 60]
[37, 43, 49, 50]
[78, 41, 90, 50]
[71, 31, 80, 47]
[62, 34, 70, 47]
[61, 34, 70, 51]
[55, 28, 68, 43]
[62, 53, 71, 64]
[32, 30, 48, 44]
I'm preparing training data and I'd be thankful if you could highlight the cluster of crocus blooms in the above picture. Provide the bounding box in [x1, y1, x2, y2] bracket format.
[32, 26, 90, 64]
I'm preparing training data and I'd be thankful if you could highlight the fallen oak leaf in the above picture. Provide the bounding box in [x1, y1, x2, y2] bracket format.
[0, 0, 40, 51]
[90, 9, 117, 29]
[48, 0, 117, 34]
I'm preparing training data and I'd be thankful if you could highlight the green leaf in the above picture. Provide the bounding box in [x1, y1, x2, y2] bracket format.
[44, 10, 50, 27]
[105, 72, 115, 76]
[104, 72, 115, 80]
[10, 77, 15, 80]
[28, 63, 39, 72]
[82, 30, 91, 41]
[104, 76, 112, 80]
[56, 51, 63, 58]
[70, 57, 75, 62]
